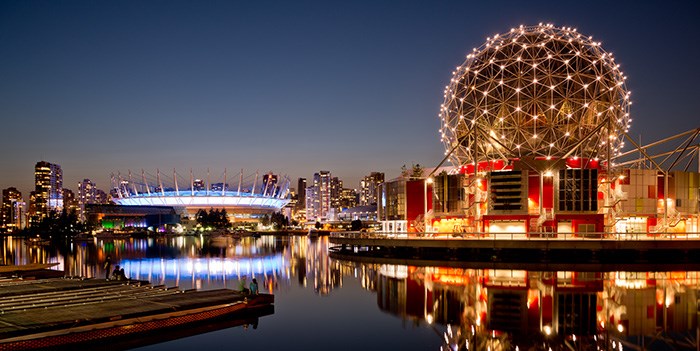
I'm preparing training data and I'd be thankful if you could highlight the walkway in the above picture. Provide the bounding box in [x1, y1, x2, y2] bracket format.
[329, 231, 700, 263]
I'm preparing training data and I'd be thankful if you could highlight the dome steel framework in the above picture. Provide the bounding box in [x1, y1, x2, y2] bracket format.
[439, 24, 631, 168]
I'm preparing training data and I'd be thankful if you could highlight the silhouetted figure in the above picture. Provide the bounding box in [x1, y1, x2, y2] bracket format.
[111, 265, 120, 280]
[104, 256, 112, 280]
[238, 276, 249, 294]
[249, 278, 259, 295]
[119, 268, 127, 281]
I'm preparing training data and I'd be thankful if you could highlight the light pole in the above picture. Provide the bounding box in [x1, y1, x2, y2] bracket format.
[424, 177, 433, 234]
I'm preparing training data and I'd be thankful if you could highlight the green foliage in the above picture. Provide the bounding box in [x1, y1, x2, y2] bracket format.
[261, 214, 271, 226]
[258, 212, 288, 230]
[270, 212, 288, 230]
[195, 208, 230, 229]
[28, 209, 85, 239]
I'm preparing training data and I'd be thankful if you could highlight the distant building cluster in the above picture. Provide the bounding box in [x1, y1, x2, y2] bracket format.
[0, 161, 387, 233]
[291, 170, 383, 225]
[0, 161, 110, 233]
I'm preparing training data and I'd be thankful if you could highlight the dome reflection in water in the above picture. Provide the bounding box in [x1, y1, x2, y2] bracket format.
[1, 235, 698, 350]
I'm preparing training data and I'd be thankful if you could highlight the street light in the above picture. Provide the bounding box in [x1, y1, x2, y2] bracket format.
[425, 177, 434, 234]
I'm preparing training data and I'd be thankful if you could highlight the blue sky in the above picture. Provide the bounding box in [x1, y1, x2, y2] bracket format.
[1, 0, 699, 196]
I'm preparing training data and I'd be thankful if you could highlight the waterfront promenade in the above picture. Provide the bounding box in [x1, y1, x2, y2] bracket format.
[329, 231, 700, 263]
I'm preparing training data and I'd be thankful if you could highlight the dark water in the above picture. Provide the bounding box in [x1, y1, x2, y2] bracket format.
[2, 235, 698, 350]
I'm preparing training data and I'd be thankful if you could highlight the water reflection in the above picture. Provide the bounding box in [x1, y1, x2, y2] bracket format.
[345, 262, 700, 350]
[0, 235, 340, 294]
[2, 235, 699, 350]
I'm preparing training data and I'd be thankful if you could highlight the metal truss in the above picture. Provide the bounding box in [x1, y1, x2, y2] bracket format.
[439, 24, 631, 167]
[613, 128, 700, 173]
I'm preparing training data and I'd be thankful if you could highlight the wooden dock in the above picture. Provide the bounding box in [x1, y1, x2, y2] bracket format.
[0, 275, 273, 350]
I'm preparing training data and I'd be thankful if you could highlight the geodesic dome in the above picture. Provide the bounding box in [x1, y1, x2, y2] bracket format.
[439, 24, 631, 167]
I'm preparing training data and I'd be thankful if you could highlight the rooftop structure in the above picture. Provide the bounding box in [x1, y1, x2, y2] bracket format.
[111, 169, 290, 219]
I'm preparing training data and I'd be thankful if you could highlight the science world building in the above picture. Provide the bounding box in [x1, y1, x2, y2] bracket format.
[111, 169, 291, 221]
[379, 24, 700, 236]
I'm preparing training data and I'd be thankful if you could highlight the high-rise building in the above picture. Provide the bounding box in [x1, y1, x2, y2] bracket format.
[63, 188, 79, 215]
[306, 171, 332, 222]
[305, 185, 316, 221]
[28, 191, 38, 226]
[339, 188, 358, 209]
[78, 179, 95, 221]
[95, 188, 109, 204]
[296, 178, 307, 211]
[30, 161, 63, 224]
[77, 179, 112, 221]
[1, 187, 24, 232]
[360, 172, 385, 206]
[330, 177, 342, 211]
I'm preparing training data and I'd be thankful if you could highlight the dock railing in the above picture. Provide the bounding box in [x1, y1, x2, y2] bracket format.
[330, 231, 700, 241]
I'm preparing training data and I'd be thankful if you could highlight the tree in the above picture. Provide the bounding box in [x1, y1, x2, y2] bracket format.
[195, 208, 230, 229]
[401, 163, 424, 179]
[412, 163, 424, 178]
[261, 214, 271, 226]
[270, 212, 288, 230]
[350, 219, 363, 231]
[196, 209, 208, 226]
[29, 208, 84, 240]
[216, 209, 230, 229]
[315, 221, 322, 229]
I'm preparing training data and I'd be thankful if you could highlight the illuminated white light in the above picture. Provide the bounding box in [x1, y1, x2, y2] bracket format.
[115, 191, 290, 210]
[439, 24, 630, 165]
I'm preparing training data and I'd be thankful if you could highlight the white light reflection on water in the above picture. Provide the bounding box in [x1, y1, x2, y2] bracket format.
[120, 255, 284, 290]
[4, 236, 700, 351]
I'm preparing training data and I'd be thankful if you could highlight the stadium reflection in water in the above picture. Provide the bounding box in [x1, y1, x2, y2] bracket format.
[1, 236, 699, 350]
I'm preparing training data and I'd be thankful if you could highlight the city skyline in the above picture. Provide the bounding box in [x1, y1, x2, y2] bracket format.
[2, 1, 699, 197]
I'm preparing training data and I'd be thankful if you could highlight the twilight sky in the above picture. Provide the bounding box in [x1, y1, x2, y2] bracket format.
[1, 0, 699, 196]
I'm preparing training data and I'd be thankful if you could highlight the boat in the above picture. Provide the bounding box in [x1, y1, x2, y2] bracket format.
[24, 236, 51, 246]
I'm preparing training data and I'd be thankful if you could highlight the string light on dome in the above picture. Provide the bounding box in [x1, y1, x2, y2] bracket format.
[439, 24, 630, 166]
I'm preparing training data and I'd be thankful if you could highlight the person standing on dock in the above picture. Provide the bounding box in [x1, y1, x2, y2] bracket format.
[104, 256, 112, 280]
[238, 276, 249, 294]
[249, 278, 259, 295]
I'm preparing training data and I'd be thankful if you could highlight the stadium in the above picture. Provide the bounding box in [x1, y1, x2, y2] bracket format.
[110, 169, 291, 221]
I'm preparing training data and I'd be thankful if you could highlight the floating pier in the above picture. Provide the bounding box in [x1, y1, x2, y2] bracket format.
[0, 273, 273, 350]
